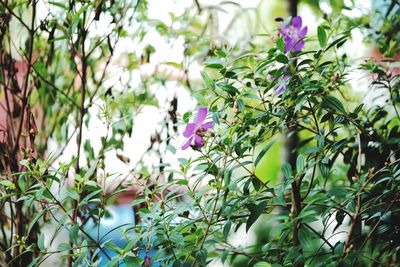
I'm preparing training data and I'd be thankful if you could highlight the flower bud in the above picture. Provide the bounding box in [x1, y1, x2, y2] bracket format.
[145, 256, 151, 267]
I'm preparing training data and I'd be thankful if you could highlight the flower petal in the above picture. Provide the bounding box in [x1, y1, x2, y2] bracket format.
[279, 25, 290, 36]
[202, 121, 214, 131]
[275, 83, 287, 96]
[299, 26, 308, 38]
[195, 107, 208, 125]
[182, 136, 194, 150]
[292, 16, 302, 28]
[194, 135, 205, 147]
[284, 39, 295, 52]
[183, 123, 196, 137]
[293, 40, 305, 52]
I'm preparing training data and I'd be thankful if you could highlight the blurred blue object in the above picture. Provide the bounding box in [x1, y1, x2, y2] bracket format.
[84, 204, 164, 266]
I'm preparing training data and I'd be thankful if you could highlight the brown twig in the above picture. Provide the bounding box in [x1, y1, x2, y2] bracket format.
[12, 0, 37, 157]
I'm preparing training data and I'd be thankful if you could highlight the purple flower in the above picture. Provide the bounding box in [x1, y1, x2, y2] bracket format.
[182, 107, 214, 150]
[279, 16, 307, 53]
[270, 73, 290, 96]
[145, 256, 151, 267]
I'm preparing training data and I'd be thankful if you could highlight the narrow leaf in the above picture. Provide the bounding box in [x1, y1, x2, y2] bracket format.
[246, 201, 268, 232]
[317, 26, 327, 47]
[322, 95, 346, 114]
[296, 154, 305, 174]
[255, 141, 276, 167]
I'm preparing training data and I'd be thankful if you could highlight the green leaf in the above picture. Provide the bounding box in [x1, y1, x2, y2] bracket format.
[80, 189, 102, 205]
[217, 82, 239, 96]
[255, 140, 276, 167]
[322, 95, 346, 114]
[317, 26, 327, 47]
[221, 249, 230, 263]
[164, 61, 183, 70]
[282, 163, 292, 179]
[83, 161, 98, 180]
[0, 180, 16, 190]
[57, 243, 72, 252]
[204, 59, 225, 69]
[66, 189, 79, 200]
[353, 104, 364, 114]
[104, 258, 120, 267]
[246, 201, 268, 232]
[200, 71, 212, 86]
[28, 208, 48, 235]
[48, 1, 68, 9]
[131, 198, 145, 207]
[18, 175, 26, 192]
[325, 35, 347, 51]
[38, 233, 45, 250]
[252, 177, 262, 191]
[27, 259, 39, 267]
[167, 144, 176, 154]
[237, 98, 245, 111]
[296, 154, 304, 174]
[84, 180, 99, 188]
[33, 62, 48, 77]
[254, 262, 272, 267]
[105, 242, 123, 254]
[195, 249, 208, 266]
[72, 5, 89, 25]
[49, 35, 70, 43]
[334, 242, 344, 256]
[276, 54, 289, 64]
[176, 179, 188, 185]
[69, 224, 79, 243]
[173, 260, 183, 267]
[123, 256, 143, 267]
[170, 232, 184, 245]
[214, 49, 227, 58]
[223, 221, 231, 240]
[123, 236, 140, 252]
[304, 146, 321, 155]
[183, 112, 192, 123]
[277, 37, 285, 52]
[319, 163, 330, 179]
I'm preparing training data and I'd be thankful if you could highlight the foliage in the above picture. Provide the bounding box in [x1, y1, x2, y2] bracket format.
[0, 0, 399, 267]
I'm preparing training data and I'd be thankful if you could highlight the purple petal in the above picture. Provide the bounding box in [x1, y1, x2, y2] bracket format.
[284, 39, 295, 53]
[182, 136, 194, 150]
[275, 83, 287, 96]
[195, 107, 208, 126]
[293, 40, 305, 52]
[201, 121, 214, 131]
[269, 75, 276, 82]
[183, 123, 196, 138]
[145, 256, 151, 267]
[194, 135, 205, 147]
[292, 16, 302, 29]
[279, 25, 290, 36]
[298, 26, 308, 38]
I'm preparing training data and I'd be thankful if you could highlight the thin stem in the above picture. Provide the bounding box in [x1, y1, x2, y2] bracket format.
[75, 11, 88, 174]
[190, 154, 227, 267]
[304, 223, 334, 249]
[70, 8, 88, 267]
[359, 191, 400, 250]
[301, 157, 317, 201]
[12, 0, 36, 157]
